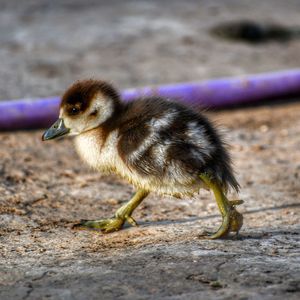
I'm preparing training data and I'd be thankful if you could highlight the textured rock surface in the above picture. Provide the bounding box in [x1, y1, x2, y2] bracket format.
[0, 1, 299, 299]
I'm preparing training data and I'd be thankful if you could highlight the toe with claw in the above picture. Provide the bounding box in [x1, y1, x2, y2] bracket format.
[73, 215, 138, 233]
[73, 217, 125, 233]
[72, 189, 147, 234]
[199, 174, 244, 240]
[205, 200, 244, 239]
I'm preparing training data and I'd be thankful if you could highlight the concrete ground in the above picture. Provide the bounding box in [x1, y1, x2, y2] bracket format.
[0, 1, 299, 299]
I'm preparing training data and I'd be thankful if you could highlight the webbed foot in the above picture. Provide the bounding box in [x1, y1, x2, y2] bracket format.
[199, 173, 244, 239]
[200, 200, 244, 239]
[72, 189, 148, 234]
[73, 215, 138, 233]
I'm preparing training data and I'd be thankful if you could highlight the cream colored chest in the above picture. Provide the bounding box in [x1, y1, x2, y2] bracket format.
[74, 130, 118, 171]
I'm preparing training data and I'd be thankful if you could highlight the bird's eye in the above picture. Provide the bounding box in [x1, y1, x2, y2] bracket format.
[70, 107, 79, 115]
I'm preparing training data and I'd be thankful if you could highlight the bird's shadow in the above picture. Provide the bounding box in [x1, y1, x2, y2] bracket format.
[135, 202, 300, 240]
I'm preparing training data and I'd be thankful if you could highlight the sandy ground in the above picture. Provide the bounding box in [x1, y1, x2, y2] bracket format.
[0, 1, 300, 299]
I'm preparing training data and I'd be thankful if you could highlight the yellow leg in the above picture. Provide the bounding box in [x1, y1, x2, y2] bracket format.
[199, 174, 243, 239]
[73, 189, 149, 233]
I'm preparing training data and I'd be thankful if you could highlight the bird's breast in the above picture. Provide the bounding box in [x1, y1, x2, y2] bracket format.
[74, 129, 118, 172]
[74, 129, 137, 179]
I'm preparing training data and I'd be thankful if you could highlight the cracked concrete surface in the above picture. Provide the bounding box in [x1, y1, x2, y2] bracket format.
[0, 1, 300, 299]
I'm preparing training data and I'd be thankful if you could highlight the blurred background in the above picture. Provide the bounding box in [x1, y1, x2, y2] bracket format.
[1, 0, 299, 100]
[1, 1, 300, 300]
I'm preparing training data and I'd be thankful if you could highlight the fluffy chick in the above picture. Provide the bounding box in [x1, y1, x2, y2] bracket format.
[42, 80, 243, 239]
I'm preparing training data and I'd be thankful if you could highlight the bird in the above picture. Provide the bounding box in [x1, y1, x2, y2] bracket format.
[42, 79, 243, 239]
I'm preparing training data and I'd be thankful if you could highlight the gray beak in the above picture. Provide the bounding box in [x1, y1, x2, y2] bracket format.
[42, 118, 70, 141]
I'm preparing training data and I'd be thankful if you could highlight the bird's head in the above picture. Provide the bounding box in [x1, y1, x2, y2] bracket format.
[42, 80, 121, 141]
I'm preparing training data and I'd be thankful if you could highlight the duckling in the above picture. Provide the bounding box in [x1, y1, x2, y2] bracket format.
[42, 80, 243, 239]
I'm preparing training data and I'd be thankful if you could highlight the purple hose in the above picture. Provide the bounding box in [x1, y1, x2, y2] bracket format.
[0, 69, 300, 130]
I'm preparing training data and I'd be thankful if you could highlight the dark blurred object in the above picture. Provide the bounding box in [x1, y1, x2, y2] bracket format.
[210, 20, 300, 44]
